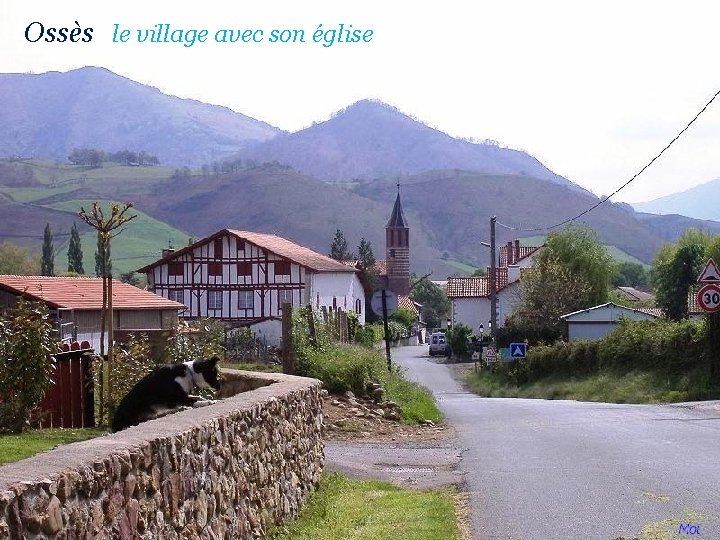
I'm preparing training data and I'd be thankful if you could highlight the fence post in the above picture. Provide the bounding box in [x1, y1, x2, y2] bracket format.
[305, 306, 318, 347]
[281, 303, 295, 375]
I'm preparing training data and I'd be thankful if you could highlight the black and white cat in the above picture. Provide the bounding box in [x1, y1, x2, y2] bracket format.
[111, 357, 222, 432]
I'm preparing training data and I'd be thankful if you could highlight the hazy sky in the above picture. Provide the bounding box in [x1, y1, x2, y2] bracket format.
[2, 0, 720, 203]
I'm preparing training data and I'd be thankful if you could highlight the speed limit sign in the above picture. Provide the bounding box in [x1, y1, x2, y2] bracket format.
[697, 283, 720, 312]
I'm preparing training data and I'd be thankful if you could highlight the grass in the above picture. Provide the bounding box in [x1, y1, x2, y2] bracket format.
[267, 473, 460, 540]
[297, 342, 442, 425]
[220, 361, 282, 373]
[0, 427, 106, 465]
[465, 367, 695, 403]
[438, 259, 479, 275]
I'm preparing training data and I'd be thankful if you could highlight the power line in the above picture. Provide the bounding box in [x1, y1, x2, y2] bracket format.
[496, 88, 720, 233]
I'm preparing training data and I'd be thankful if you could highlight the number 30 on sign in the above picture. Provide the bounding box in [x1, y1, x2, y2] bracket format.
[697, 283, 720, 312]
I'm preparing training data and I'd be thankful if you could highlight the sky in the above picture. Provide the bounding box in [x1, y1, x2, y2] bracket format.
[2, 0, 720, 203]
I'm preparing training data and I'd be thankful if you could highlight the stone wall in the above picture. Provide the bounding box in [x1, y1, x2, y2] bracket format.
[0, 369, 324, 539]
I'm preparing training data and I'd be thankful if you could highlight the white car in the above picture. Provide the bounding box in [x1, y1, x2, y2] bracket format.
[428, 332, 449, 356]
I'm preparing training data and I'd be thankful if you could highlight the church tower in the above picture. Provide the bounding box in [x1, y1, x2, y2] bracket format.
[385, 185, 410, 295]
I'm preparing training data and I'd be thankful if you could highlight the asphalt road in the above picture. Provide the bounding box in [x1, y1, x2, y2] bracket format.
[391, 345, 720, 540]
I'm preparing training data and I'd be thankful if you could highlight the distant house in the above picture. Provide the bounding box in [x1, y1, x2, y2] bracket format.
[0, 275, 184, 351]
[560, 302, 661, 342]
[447, 241, 543, 332]
[138, 229, 365, 345]
[615, 286, 654, 303]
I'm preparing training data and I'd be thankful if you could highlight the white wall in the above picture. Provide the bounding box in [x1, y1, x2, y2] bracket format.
[309, 272, 365, 324]
[249, 319, 283, 348]
[452, 297, 490, 334]
[564, 305, 658, 342]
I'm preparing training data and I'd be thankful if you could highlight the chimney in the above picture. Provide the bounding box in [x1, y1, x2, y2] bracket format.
[506, 242, 514, 265]
[514, 240, 521, 263]
[162, 248, 175, 258]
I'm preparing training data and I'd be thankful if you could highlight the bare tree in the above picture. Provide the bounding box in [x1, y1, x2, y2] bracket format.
[79, 202, 136, 424]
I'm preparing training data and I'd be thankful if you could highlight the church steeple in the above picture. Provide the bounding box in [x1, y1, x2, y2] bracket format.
[385, 183, 410, 295]
[387, 184, 408, 228]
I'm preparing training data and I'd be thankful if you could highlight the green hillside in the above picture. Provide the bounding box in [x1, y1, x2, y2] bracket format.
[50, 200, 190, 277]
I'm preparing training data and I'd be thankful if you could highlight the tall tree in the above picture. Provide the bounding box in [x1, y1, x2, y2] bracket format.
[67, 222, 84, 274]
[329, 229, 353, 261]
[409, 277, 450, 329]
[40, 223, 54, 276]
[357, 237, 376, 269]
[611, 261, 649, 288]
[357, 237, 379, 289]
[94, 232, 111, 277]
[651, 229, 710, 320]
[518, 225, 613, 333]
[80, 202, 137, 426]
[0, 242, 39, 275]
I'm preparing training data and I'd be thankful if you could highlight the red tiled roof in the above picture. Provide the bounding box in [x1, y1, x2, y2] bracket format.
[374, 260, 388, 276]
[447, 277, 488, 297]
[138, 229, 356, 274]
[0, 276, 184, 311]
[397, 294, 420, 317]
[446, 269, 510, 298]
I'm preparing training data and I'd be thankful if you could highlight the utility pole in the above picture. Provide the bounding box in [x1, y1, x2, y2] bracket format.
[490, 216, 497, 342]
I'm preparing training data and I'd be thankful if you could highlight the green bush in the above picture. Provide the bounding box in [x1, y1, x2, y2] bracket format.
[447, 323, 472, 358]
[0, 300, 59, 433]
[354, 324, 384, 347]
[163, 319, 226, 363]
[517, 319, 706, 384]
[292, 307, 441, 424]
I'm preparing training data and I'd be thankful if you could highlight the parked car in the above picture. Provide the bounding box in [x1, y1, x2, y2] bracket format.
[428, 332, 449, 356]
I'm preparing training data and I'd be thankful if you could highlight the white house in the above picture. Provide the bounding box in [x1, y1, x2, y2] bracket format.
[560, 302, 662, 342]
[447, 241, 543, 332]
[138, 229, 365, 344]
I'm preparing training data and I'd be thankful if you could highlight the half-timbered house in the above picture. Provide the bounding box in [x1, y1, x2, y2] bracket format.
[138, 230, 366, 341]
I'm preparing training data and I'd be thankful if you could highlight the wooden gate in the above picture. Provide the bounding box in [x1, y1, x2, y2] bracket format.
[37, 348, 95, 428]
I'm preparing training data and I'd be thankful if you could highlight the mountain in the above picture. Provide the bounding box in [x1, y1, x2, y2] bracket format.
[137, 164, 454, 276]
[235, 100, 587, 192]
[353, 170, 664, 265]
[634, 212, 720, 244]
[0, 67, 280, 166]
[3, 159, 720, 277]
[632, 178, 720, 221]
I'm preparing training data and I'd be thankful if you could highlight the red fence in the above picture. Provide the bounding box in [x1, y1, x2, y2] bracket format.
[37, 347, 95, 428]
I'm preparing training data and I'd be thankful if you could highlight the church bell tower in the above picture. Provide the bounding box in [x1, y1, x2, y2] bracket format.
[385, 185, 410, 295]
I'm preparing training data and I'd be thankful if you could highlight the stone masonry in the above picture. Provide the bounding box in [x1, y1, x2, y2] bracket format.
[0, 369, 324, 539]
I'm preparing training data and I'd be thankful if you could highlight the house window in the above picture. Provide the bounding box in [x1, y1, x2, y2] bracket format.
[214, 238, 223, 258]
[208, 262, 223, 276]
[237, 262, 252, 276]
[355, 298, 362, 314]
[168, 262, 183, 276]
[279, 289, 293, 306]
[238, 290, 254, 310]
[390, 249, 396, 258]
[208, 291, 222, 310]
[275, 261, 291, 276]
[168, 290, 184, 303]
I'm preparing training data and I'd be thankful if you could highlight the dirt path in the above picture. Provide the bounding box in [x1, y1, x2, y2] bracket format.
[322, 391, 466, 490]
